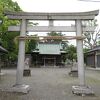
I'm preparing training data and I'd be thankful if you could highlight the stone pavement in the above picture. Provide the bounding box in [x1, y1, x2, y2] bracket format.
[0, 68, 100, 100]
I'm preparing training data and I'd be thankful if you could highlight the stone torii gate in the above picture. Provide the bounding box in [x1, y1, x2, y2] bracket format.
[5, 10, 99, 94]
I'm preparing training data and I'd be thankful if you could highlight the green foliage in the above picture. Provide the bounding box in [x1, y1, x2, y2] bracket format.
[66, 45, 77, 62]
[0, 0, 22, 65]
[83, 48, 90, 53]
[47, 31, 65, 42]
[0, 0, 21, 12]
[98, 41, 100, 45]
[28, 40, 37, 52]
[25, 39, 37, 53]
[47, 31, 63, 36]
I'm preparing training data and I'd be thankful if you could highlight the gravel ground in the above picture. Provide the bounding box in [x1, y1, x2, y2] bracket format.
[0, 68, 100, 100]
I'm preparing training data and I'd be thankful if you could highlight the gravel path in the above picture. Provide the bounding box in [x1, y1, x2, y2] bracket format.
[0, 68, 100, 100]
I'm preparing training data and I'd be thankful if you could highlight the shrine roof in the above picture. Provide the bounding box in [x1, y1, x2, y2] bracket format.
[33, 43, 66, 55]
[86, 45, 100, 53]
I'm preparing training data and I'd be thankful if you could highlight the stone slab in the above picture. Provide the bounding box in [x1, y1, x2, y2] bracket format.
[1, 84, 30, 94]
[11, 84, 30, 93]
[72, 85, 94, 96]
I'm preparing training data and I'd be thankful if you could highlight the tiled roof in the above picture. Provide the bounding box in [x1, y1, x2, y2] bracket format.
[85, 45, 100, 53]
[33, 43, 66, 55]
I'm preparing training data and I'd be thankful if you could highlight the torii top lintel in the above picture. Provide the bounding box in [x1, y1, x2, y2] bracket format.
[4, 10, 99, 20]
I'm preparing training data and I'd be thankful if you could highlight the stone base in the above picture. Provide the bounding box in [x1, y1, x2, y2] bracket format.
[23, 69, 31, 76]
[0, 72, 5, 76]
[72, 85, 94, 96]
[11, 84, 30, 93]
[69, 70, 78, 77]
[1, 84, 31, 94]
[1, 84, 30, 94]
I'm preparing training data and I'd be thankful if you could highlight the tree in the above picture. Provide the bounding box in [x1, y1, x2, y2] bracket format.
[25, 21, 39, 53]
[47, 31, 63, 36]
[66, 45, 77, 62]
[82, 20, 100, 49]
[47, 31, 68, 49]
[47, 31, 63, 42]
[98, 40, 100, 45]
[0, 0, 22, 66]
[25, 39, 37, 53]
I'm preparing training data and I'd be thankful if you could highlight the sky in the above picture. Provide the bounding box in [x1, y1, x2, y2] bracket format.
[12, 0, 100, 45]
[12, 0, 100, 12]
[12, 0, 100, 21]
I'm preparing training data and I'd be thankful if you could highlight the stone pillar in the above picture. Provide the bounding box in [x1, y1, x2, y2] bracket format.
[49, 20, 54, 32]
[49, 20, 53, 26]
[12, 19, 30, 93]
[76, 19, 85, 86]
[16, 19, 26, 85]
[72, 19, 94, 96]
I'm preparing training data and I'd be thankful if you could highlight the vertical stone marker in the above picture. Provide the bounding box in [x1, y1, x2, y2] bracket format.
[23, 58, 31, 76]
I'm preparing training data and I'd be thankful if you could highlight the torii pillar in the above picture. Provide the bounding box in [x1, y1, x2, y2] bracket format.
[13, 19, 30, 93]
[76, 19, 85, 86]
[72, 19, 94, 96]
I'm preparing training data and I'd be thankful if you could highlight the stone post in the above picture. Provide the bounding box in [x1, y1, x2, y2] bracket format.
[72, 19, 94, 95]
[76, 19, 85, 86]
[49, 20, 53, 27]
[12, 19, 30, 93]
[16, 19, 26, 85]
